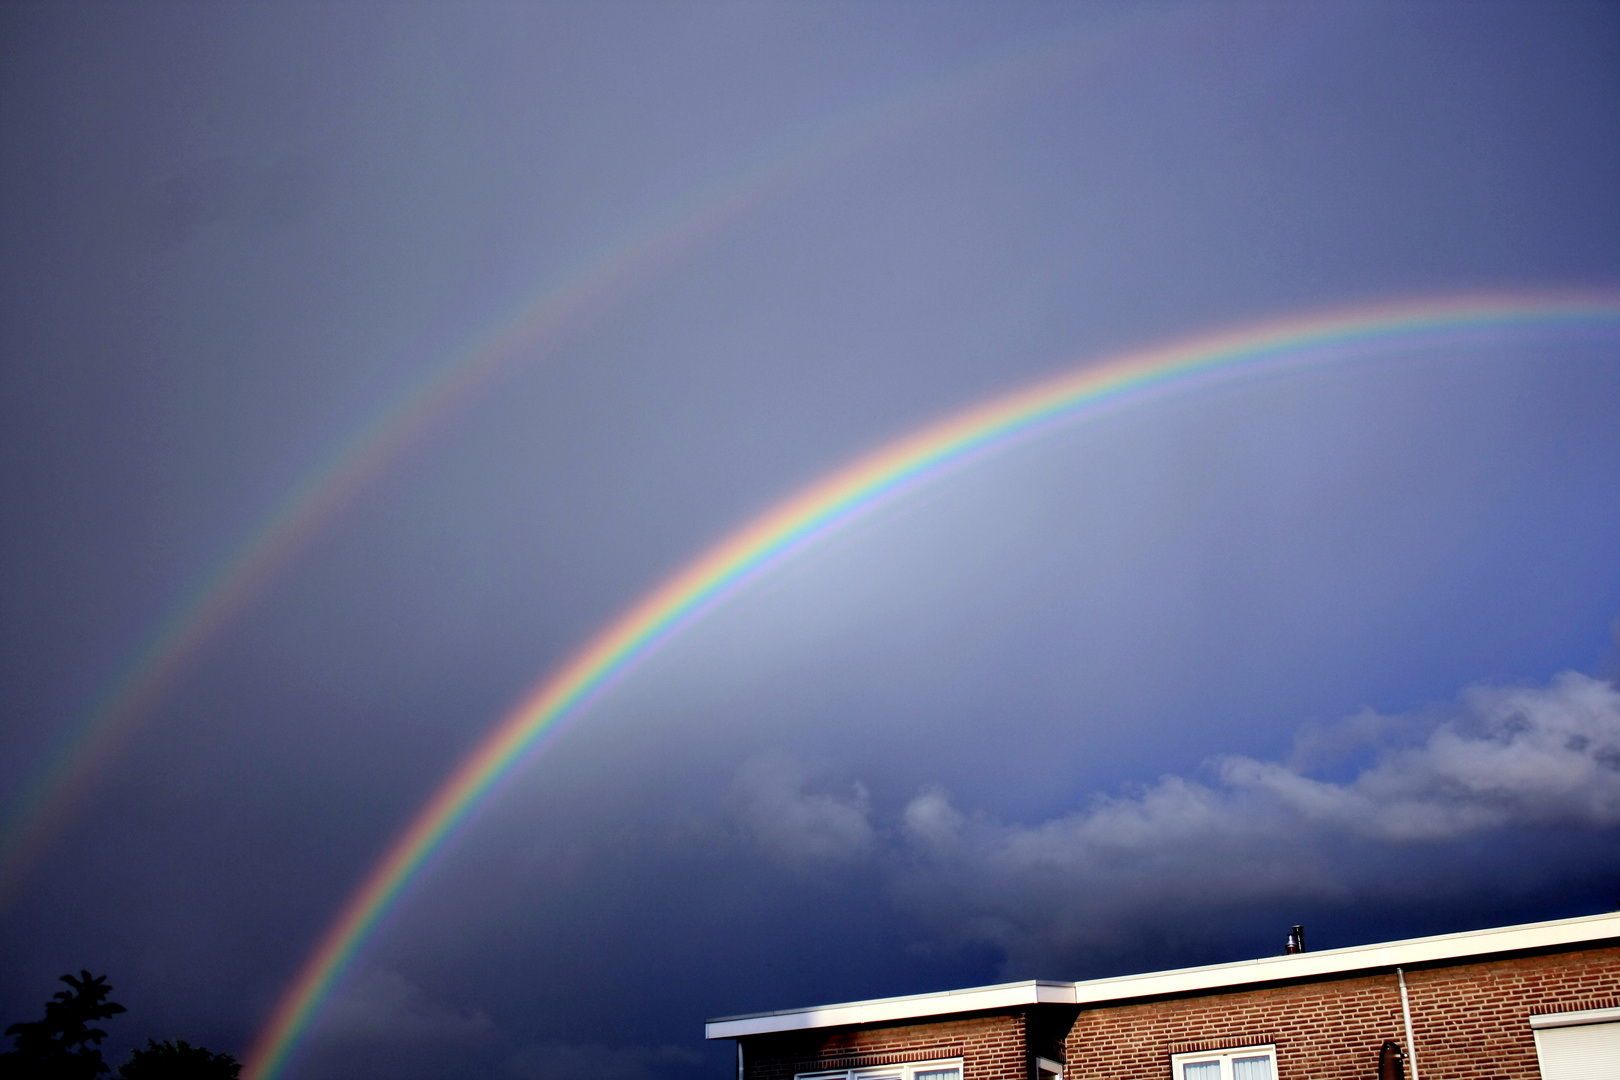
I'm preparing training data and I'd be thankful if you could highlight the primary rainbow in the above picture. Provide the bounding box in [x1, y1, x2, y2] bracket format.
[243, 292, 1620, 1079]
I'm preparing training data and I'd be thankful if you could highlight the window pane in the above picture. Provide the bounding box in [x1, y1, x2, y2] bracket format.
[1232, 1057, 1272, 1080]
[1183, 1061, 1222, 1080]
[915, 1070, 959, 1080]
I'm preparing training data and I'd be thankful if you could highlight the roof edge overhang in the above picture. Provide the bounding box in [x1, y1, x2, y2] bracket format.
[705, 910, 1620, 1040]
[706, 980, 1078, 1040]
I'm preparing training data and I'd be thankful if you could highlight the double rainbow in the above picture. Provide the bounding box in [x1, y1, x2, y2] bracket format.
[243, 292, 1620, 1079]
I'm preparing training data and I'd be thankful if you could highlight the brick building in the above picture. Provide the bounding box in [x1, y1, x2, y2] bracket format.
[707, 912, 1620, 1080]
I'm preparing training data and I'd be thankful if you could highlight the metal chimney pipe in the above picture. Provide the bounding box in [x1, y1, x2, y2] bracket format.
[1397, 967, 1421, 1080]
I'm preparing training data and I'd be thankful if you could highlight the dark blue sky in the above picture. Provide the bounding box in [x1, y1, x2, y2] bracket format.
[2, 4, 1619, 1080]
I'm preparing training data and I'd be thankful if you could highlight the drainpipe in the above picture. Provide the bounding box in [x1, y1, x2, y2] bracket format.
[737, 1041, 745, 1080]
[1396, 968, 1420, 1080]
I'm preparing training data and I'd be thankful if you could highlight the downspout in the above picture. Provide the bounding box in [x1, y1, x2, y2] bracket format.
[737, 1040, 745, 1080]
[1396, 968, 1420, 1080]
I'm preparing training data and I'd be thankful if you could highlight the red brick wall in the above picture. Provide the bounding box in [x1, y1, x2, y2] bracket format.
[1063, 946, 1620, 1080]
[744, 1013, 1028, 1080]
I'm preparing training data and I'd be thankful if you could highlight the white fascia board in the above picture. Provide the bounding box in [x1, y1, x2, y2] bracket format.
[705, 981, 1077, 1040]
[706, 911, 1620, 1040]
[1068, 909, 1620, 1006]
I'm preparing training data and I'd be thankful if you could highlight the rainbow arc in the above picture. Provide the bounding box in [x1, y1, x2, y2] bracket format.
[242, 291, 1620, 1080]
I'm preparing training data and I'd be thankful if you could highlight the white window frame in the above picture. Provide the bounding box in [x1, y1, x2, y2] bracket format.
[1529, 1006, 1620, 1080]
[1169, 1044, 1277, 1080]
[798, 1057, 963, 1080]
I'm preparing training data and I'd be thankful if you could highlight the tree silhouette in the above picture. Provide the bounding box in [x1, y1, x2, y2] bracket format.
[0, 971, 127, 1079]
[2, 974, 239, 1080]
[116, 1040, 239, 1080]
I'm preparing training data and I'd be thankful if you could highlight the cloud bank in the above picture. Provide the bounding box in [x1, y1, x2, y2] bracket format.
[728, 752, 875, 867]
[732, 671, 1620, 973]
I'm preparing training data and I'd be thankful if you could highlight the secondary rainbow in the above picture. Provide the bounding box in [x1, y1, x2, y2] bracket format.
[243, 292, 1620, 1080]
[0, 20, 1098, 898]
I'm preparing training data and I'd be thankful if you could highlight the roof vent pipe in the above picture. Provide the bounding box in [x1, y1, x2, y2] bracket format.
[1284, 925, 1305, 954]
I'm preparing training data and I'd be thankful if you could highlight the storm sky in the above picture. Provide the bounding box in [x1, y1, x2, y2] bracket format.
[2, 4, 1619, 1079]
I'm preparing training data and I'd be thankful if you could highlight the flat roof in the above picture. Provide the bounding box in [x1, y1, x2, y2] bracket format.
[706, 909, 1620, 1040]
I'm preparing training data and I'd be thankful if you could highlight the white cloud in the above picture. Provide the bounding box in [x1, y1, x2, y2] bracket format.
[1218, 671, 1620, 839]
[888, 671, 1620, 971]
[728, 752, 875, 866]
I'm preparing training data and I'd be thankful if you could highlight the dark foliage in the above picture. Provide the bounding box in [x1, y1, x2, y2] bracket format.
[0, 972, 127, 1079]
[1, 976, 237, 1080]
[116, 1040, 239, 1080]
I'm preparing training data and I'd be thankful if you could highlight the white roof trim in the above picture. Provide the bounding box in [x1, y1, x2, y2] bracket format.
[706, 910, 1620, 1040]
[707, 980, 1076, 1040]
[1530, 1005, 1620, 1030]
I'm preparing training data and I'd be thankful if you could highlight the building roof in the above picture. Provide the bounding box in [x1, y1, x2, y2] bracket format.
[705, 910, 1620, 1040]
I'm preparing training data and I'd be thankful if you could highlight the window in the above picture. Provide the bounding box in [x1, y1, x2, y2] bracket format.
[1170, 1045, 1275, 1080]
[1530, 1006, 1620, 1080]
[798, 1058, 962, 1080]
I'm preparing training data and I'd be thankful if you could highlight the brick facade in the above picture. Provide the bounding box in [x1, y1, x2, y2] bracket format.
[734, 944, 1620, 1080]
[1064, 945, 1620, 1080]
[744, 1013, 1029, 1080]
